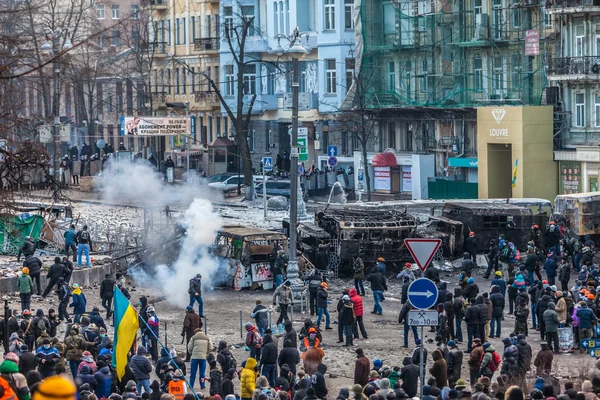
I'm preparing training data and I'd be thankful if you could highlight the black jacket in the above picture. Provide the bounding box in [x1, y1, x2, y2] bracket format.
[316, 287, 328, 308]
[19, 351, 36, 376]
[283, 321, 297, 348]
[48, 263, 66, 280]
[366, 272, 387, 292]
[188, 278, 202, 297]
[490, 289, 505, 318]
[222, 374, 235, 397]
[476, 297, 489, 322]
[424, 266, 440, 283]
[260, 335, 278, 364]
[400, 357, 419, 398]
[305, 274, 323, 293]
[313, 364, 328, 399]
[99, 278, 116, 299]
[536, 294, 552, 320]
[464, 304, 480, 326]
[339, 301, 355, 325]
[465, 237, 478, 253]
[23, 256, 42, 276]
[278, 339, 300, 376]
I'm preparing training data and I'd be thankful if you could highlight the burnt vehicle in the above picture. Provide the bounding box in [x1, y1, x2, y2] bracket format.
[313, 209, 418, 274]
[554, 192, 600, 237]
[442, 202, 534, 250]
[414, 215, 465, 258]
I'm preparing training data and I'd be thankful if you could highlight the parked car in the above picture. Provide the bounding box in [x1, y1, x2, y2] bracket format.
[256, 180, 308, 201]
[207, 173, 237, 183]
[208, 175, 244, 190]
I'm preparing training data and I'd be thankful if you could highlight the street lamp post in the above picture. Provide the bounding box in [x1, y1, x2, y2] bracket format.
[184, 100, 190, 183]
[41, 28, 72, 183]
[275, 27, 307, 299]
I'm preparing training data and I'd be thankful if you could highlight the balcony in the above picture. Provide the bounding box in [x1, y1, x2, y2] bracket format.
[547, 56, 600, 80]
[141, 0, 168, 10]
[144, 41, 168, 58]
[194, 38, 220, 52]
[151, 92, 167, 106]
[548, 0, 600, 13]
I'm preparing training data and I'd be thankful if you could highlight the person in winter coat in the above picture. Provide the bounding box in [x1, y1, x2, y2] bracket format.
[338, 294, 355, 346]
[93, 365, 113, 398]
[545, 254, 558, 286]
[283, 320, 297, 348]
[22, 254, 42, 296]
[17, 237, 35, 262]
[313, 363, 328, 399]
[245, 323, 263, 360]
[0, 356, 29, 400]
[349, 288, 368, 339]
[490, 271, 507, 297]
[579, 380, 595, 400]
[468, 338, 484, 385]
[303, 343, 325, 375]
[555, 291, 568, 327]
[412, 339, 428, 366]
[476, 296, 489, 342]
[77, 365, 97, 390]
[461, 252, 475, 278]
[537, 291, 553, 340]
[399, 357, 419, 398]
[260, 334, 279, 386]
[446, 340, 463, 388]
[397, 262, 416, 285]
[398, 301, 420, 348]
[182, 306, 201, 361]
[241, 357, 258, 400]
[18, 345, 36, 376]
[222, 368, 237, 397]
[42, 257, 66, 298]
[424, 264, 441, 284]
[78, 350, 96, 373]
[99, 274, 116, 319]
[315, 282, 331, 329]
[500, 337, 520, 380]
[69, 283, 87, 324]
[129, 346, 153, 394]
[64, 328, 89, 378]
[429, 349, 448, 388]
[354, 348, 370, 386]
[273, 281, 294, 324]
[543, 302, 559, 352]
[17, 268, 33, 312]
[464, 298, 480, 351]
[515, 334, 532, 375]
[209, 361, 223, 398]
[277, 339, 300, 376]
[464, 278, 479, 301]
[465, 232, 479, 266]
[453, 288, 466, 343]
[35, 338, 60, 378]
[56, 278, 71, 322]
[250, 300, 269, 336]
[353, 255, 365, 296]
[275, 363, 293, 394]
[559, 259, 571, 291]
[216, 341, 236, 374]
[188, 327, 213, 389]
[188, 273, 203, 316]
[533, 342, 553, 376]
[514, 296, 530, 336]
[305, 269, 324, 316]
[489, 286, 505, 339]
[367, 268, 388, 315]
[479, 343, 499, 379]
[577, 301, 598, 339]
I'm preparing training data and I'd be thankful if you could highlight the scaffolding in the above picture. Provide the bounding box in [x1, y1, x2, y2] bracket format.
[358, 0, 549, 108]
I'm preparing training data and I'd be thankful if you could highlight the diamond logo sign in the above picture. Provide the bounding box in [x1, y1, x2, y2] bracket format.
[491, 108, 507, 124]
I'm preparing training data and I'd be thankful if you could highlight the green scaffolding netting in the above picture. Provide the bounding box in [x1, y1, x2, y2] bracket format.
[0, 215, 44, 255]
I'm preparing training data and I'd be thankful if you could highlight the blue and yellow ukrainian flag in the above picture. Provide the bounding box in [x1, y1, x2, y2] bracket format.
[511, 158, 519, 188]
[112, 286, 139, 380]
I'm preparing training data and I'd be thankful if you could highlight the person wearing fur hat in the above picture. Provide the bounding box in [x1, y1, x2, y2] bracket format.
[32, 375, 76, 400]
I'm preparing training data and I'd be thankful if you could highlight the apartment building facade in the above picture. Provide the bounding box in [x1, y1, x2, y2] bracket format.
[548, 0, 600, 193]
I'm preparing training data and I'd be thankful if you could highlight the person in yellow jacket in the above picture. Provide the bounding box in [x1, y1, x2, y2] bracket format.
[240, 358, 258, 400]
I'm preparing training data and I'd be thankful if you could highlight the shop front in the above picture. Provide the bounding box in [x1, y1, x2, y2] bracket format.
[477, 106, 557, 200]
[554, 147, 600, 194]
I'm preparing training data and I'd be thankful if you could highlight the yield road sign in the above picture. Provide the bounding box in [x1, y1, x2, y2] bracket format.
[404, 238, 442, 272]
[328, 156, 338, 167]
[263, 157, 273, 172]
[328, 146, 338, 157]
[407, 278, 438, 310]
[408, 310, 439, 326]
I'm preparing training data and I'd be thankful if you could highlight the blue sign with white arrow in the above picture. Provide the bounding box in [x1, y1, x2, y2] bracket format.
[407, 278, 438, 310]
[328, 145, 338, 157]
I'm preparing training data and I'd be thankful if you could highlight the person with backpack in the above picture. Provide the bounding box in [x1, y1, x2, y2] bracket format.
[479, 342, 500, 380]
[41, 257, 66, 298]
[76, 225, 92, 268]
[216, 341, 236, 374]
[69, 283, 87, 324]
[99, 274, 116, 319]
[245, 322, 263, 361]
[17, 268, 33, 312]
[57, 278, 72, 323]
[250, 300, 269, 337]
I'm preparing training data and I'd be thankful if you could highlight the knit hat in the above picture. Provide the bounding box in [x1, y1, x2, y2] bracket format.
[257, 376, 269, 388]
[447, 340, 456, 347]
[352, 384, 363, 395]
[32, 375, 76, 400]
[468, 277, 474, 284]
[405, 262, 411, 268]
[343, 295, 351, 301]
[482, 342, 491, 349]
[448, 389, 458, 399]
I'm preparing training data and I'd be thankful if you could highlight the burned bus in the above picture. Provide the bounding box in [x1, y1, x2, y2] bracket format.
[313, 209, 418, 274]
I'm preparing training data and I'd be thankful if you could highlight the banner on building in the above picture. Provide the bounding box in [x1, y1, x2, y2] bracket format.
[525, 30, 539, 56]
[38, 124, 71, 143]
[559, 161, 582, 194]
[120, 116, 192, 136]
[374, 167, 391, 191]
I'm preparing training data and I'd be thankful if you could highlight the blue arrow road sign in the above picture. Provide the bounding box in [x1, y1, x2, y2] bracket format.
[581, 339, 600, 349]
[263, 157, 273, 172]
[328, 156, 338, 167]
[407, 278, 438, 310]
[328, 145, 338, 157]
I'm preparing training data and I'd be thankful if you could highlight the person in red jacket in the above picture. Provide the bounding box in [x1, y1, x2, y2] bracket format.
[349, 288, 368, 339]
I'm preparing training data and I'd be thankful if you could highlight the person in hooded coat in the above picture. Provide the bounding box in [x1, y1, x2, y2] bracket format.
[260, 334, 279, 387]
[216, 340, 236, 373]
[446, 340, 463, 388]
[313, 363, 328, 399]
[278, 339, 300, 376]
[399, 357, 419, 398]
[241, 358, 258, 400]
[283, 320, 297, 348]
[429, 349, 448, 388]
[222, 368, 237, 397]
[515, 334, 532, 375]
[182, 306, 201, 362]
[354, 348, 370, 386]
[489, 285, 505, 339]
[500, 337, 520, 380]
[461, 253, 475, 278]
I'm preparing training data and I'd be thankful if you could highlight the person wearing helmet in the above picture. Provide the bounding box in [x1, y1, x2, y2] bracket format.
[145, 305, 160, 362]
[17, 267, 33, 312]
[397, 262, 415, 284]
[69, 283, 87, 324]
[316, 282, 332, 330]
[376, 257, 386, 275]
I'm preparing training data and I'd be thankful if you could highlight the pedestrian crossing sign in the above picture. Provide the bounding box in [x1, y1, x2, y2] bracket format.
[263, 157, 273, 172]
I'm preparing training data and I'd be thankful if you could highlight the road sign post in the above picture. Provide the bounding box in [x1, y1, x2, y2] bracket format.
[263, 157, 273, 172]
[328, 156, 338, 167]
[298, 164, 304, 175]
[407, 278, 438, 310]
[404, 238, 442, 273]
[408, 310, 439, 326]
[263, 163, 268, 219]
[328, 146, 338, 157]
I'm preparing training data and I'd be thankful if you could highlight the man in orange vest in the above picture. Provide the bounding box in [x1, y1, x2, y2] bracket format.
[168, 370, 187, 400]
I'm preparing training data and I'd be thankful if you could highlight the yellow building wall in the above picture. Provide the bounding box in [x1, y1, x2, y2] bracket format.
[477, 106, 558, 200]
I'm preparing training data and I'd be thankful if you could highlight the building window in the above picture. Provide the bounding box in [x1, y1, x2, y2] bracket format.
[595, 94, 600, 127]
[111, 5, 120, 19]
[492, 55, 504, 95]
[166, 69, 171, 94]
[473, 0, 482, 16]
[175, 68, 180, 94]
[243, 64, 256, 95]
[341, 131, 348, 154]
[206, 66, 211, 91]
[473, 55, 483, 90]
[387, 61, 395, 91]
[388, 122, 396, 149]
[322, 130, 329, 154]
[131, 4, 139, 19]
[325, 59, 336, 94]
[324, 0, 335, 30]
[181, 68, 187, 94]
[182, 18, 186, 44]
[403, 60, 412, 98]
[191, 67, 195, 93]
[265, 128, 271, 150]
[111, 30, 120, 46]
[345, 0, 354, 29]
[166, 20, 171, 45]
[345, 58, 355, 94]
[511, 53, 521, 91]
[575, 25, 585, 57]
[98, 33, 105, 48]
[595, 24, 600, 56]
[225, 64, 234, 96]
[420, 59, 428, 93]
[96, 5, 105, 19]
[241, 6, 255, 36]
[224, 7, 233, 37]
[511, 0, 520, 27]
[541, 4, 551, 27]
[215, 66, 219, 90]
[175, 18, 180, 44]
[191, 17, 196, 41]
[575, 92, 585, 127]
[108, 95, 113, 113]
